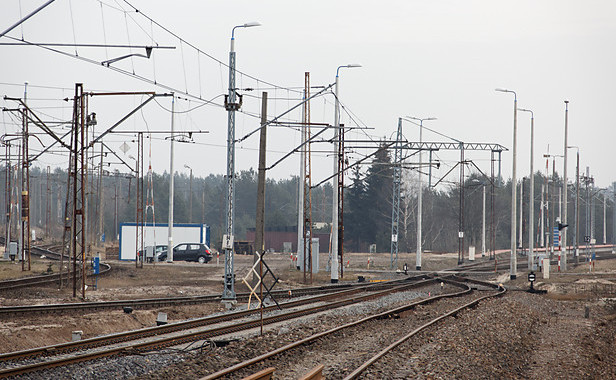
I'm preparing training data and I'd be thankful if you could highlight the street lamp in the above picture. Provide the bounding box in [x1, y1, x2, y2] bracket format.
[184, 164, 193, 223]
[223, 21, 261, 301]
[406, 116, 436, 271]
[518, 108, 534, 270]
[495, 88, 518, 280]
[331, 63, 361, 284]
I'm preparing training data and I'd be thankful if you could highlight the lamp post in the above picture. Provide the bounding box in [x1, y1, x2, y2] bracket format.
[331, 63, 361, 283]
[184, 164, 193, 223]
[496, 88, 518, 279]
[518, 108, 534, 269]
[562, 101, 569, 271]
[223, 21, 260, 301]
[167, 95, 175, 262]
[407, 116, 436, 270]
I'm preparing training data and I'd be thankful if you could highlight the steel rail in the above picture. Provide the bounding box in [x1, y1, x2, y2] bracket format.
[0, 263, 110, 290]
[0, 275, 432, 366]
[0, 278, 438, 377]
[0, 276, 420, 316]
[200, 277, 473, 380]
[343, 278, 505, 379]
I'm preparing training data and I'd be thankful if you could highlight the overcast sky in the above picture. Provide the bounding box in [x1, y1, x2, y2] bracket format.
[1, 0, 615, 189]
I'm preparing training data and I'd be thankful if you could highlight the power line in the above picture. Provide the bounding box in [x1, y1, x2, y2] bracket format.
[121, 0, 303, 94]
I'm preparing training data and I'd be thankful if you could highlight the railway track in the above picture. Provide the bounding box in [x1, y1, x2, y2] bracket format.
[0, 276, 414, 316]
[0, 274, 441, 378]
[0, 244, 108, 291]
[443, 245, 616, 275]
[199, 276, 505, 379]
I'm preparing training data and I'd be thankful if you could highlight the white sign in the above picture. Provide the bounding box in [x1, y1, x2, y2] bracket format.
[119, 142, 130, 154]
[458, 231, 464, 238]
[222, 234, 234, 250]
[391, 234, 398, 243]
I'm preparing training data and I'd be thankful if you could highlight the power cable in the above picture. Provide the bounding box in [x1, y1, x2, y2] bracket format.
[121, 0, 303, 94]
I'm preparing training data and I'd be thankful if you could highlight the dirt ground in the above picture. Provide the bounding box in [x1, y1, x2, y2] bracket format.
[0, 249, 615, 357]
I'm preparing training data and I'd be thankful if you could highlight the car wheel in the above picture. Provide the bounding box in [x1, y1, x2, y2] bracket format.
[198, 256, 207, 264]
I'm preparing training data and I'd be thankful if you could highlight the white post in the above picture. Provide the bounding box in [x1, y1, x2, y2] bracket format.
[331, 73, 340, 283]
[496, 88, 518, 280]
[416, 123, 423, 269]
[167, 95, 175, 262]
[482, 184, 486, 257]
[330, 63, 361, 282]
[540, 184, 545, 248]
[562, 101, 569, 270]
[297, 89, 306, 268]
[603, 192, 607, 245]
[519, 178, 523, 250]
[519, 108, 535, 269]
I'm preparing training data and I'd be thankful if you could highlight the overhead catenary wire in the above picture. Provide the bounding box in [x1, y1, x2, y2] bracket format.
[120, 0, 303, 94]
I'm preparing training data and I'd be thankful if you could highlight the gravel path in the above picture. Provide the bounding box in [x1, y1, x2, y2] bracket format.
[362, 291, 616, 379]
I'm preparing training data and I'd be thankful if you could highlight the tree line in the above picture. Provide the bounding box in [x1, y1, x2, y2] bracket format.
[1, 153, 613, 254]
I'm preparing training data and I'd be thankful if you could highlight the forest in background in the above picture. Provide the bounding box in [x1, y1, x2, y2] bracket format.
[2, 145, 614, 254]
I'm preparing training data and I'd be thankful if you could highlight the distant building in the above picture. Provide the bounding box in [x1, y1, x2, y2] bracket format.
[245, 226, 330, 253]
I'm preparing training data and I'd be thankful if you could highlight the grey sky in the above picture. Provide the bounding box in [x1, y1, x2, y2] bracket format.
[1, 0, 615, 188]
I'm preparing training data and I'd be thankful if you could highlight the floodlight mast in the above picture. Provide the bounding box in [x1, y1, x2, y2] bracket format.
[518, 107, 535, 270]
[331, 63, 361, 283]
[406, 116, 437, 271]
[562, 100, 569, 271]
[223, 22, 261, 302]
[496, 88, 518, 280]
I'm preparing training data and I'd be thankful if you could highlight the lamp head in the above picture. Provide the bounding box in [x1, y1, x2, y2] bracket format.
[406, 116, 437, 122]
[495, 88, 516, 99]
[336, 63, 362, 76]
[232, 22, 261, 40]
[243, 22, 261, 28]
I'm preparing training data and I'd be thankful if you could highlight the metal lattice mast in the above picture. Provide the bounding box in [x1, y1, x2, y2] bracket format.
[337, 122, 345, 278]
[223, 33, 239, 301]
[20, 108, 31, 271]
[69, 83, 87, 298]
[458, 145, 465, 265]
[491, 150, 496, 261]
[302, 72, 313, 283]
[11, 162, 19, 249]
[390, 118, 403, 270]
[60, 126, 75, 289]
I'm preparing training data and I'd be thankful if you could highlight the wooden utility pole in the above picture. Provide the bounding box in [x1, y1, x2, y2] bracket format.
[254, 92, 267, 284]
